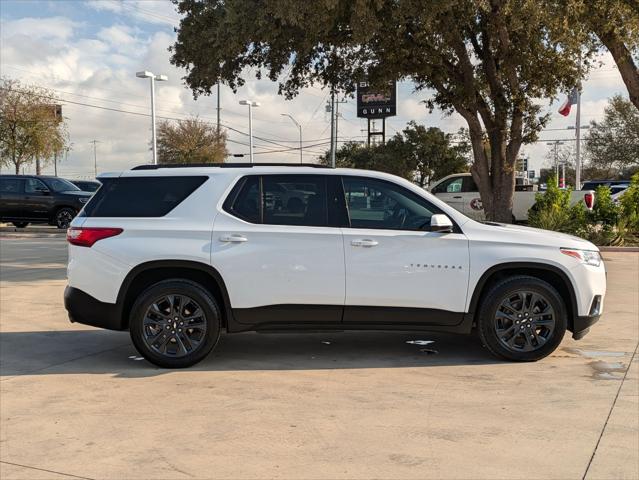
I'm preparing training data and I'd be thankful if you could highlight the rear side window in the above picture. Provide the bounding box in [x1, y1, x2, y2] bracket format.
[223, 174, 331, 227]
[82, 176, 207, 217]
[0, 178, 23, 193]
[262, 175, 327, 227]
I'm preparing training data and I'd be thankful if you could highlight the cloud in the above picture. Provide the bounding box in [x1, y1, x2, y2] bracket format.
[0, 16, 79, 40]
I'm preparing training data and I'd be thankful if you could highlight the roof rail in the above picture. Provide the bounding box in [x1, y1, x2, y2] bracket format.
[131, 163, 333, 170]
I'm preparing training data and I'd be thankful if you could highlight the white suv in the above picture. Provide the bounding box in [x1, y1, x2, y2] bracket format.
[64, 164, 606, 368]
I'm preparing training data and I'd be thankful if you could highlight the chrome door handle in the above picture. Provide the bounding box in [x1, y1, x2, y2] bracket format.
[453, 196, 463, 199]
[351, 239, 378, 247]
[219, 234, 248, 243]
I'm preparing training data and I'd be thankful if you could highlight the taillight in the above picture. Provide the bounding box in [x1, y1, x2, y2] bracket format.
[584, 192, 594, 209]
[67, 227, 123, 247]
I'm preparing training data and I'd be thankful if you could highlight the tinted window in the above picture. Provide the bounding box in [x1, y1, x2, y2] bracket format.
[82, 176, 207, 217]
[42, 178, 80, 192]
[432, 176, 461, 193]
[462, 176, 478, 192]
[343, 177, 441, 231]
[25, 178, 49, 193]
[224, 176, 260, 223]
[0, 178, 23, 193]
[263, 175, 327, 227]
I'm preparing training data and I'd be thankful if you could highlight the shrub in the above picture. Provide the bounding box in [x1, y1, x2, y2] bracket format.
[620, 172, 639, 233]
[528, 175, 586, 234]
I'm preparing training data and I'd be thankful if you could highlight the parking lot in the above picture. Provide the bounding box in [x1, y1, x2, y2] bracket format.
[0, 232, 637, 480]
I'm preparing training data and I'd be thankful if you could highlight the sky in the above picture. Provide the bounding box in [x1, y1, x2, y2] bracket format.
[0, 0, 631, 179]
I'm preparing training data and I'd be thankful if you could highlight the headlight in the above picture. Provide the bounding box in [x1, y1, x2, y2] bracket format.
[79, 198, 89, 204]
[560, 248, 602, 267]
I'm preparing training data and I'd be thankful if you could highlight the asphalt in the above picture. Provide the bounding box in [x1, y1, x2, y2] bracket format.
[0, 234, 637, 479]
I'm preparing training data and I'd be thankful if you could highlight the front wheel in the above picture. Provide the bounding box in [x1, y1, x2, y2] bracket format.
[55, 207, 76, 229]
[477, 276, 567, 362]
[129, 280, 221, 368]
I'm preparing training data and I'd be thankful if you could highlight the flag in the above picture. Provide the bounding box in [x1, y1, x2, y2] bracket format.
[558, 88, 579, 116]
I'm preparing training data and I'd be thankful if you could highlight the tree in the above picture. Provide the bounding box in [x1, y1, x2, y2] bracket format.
[584, 95, 639, 177]
[0, 78, 68, 175]
[157, 116, 227, 164]
[318, 123, 469, 185]
[573, 0, 639, 110]
[393, 123, 470, 187]
[171, 0, 588, 222]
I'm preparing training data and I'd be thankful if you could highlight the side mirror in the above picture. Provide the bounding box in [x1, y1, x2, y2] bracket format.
[430, 214, 453, 233]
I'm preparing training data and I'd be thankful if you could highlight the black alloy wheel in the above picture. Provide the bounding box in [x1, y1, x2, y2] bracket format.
[142, 294, 208, 358]
[55, 208, 75, 229]
[129, 280, 221, 368]
[477, 276, 567, 362]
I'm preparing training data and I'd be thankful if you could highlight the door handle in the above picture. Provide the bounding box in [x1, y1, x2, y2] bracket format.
[453, 196, 463, 199]
[351, 239, 378, 247]
[219, 234, 248, 243]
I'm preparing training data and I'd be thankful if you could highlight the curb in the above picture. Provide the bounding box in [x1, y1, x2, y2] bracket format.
[599, 246, 639, 252]
[0, 227, 65, 235]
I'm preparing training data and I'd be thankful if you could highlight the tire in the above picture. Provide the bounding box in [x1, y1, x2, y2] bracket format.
[129, 279, 221, 368]
[55, 207, 76, 229]
[477, 275, 567, 362]
[12, 222, 29, 228]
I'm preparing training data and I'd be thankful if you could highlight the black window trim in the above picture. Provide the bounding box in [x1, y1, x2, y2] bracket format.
[339, 175, 463, 234]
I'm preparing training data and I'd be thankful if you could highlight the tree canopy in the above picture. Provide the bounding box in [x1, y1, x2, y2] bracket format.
[0, 78, 68, 175]
[171, 0, 590, 222]
[157, 116, 227, 164]
[584, 95, 639, 178]
[319, 122, 469, 185]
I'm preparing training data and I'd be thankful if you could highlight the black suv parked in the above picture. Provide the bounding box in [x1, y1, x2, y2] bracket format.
[0, 175, 92, 229]
[70, 179, 101, 192]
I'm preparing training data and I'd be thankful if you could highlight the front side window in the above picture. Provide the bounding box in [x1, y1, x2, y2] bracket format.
[432, 176, 464, 194]
[262, 175, 328, 227]
[42, 178, 80, 192]
[342, 176, 441, 231]
[25, 178, 49, 193]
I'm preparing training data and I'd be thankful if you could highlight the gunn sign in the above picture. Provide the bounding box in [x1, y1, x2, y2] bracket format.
[356, 80, 397, 119]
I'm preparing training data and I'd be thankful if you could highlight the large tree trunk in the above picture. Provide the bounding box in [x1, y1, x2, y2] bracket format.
[35, 157, 41, 175]
[598, 30, 639, 110]
[15, 162, 20, 175]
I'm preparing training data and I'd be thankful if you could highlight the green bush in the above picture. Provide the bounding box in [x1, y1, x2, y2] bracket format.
[528, 175, 586, 234]
[620, 172, 639, 233]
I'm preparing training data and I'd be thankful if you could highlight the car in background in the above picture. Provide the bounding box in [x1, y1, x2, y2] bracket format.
[430, 173, 595, 222]
[69, 179, 101, 193]
[581, 179, 630, 191]
[0, 175, 92, 229]
[610, 184, 629, 205]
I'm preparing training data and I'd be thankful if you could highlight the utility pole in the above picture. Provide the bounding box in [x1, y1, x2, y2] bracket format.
[216, 82, 221, 137]
[546, 141, 565, 187]
[329, 92, 336, 167]
[89, 140, 100, 178]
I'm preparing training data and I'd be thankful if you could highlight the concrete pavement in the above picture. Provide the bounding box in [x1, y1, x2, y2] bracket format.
[1, 235, 637, 479]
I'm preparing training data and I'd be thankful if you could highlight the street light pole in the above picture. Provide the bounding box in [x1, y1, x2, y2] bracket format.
[239, 100, 260, 163]
[281, 114, 302, 164]
[136, 71, 167, 164]
[546, 141, 565, 187]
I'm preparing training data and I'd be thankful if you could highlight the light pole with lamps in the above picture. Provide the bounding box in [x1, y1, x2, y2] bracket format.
[239, 100, 260, 163]
[281, 113, 302, 164]
[136, 70, 167, 164]
[546, 141, 565, 187]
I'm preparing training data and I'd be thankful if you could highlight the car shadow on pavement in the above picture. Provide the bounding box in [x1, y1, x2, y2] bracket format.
[0, 329, 501, 378]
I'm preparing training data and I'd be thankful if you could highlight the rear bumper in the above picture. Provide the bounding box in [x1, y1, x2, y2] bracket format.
[64, 286, 125, 331]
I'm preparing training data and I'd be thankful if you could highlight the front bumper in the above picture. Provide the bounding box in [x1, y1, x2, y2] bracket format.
[571, 294, 603, 340]
[64, 286, 125, 331]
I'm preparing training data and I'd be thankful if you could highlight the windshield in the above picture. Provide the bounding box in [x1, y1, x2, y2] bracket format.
[43, 178, 81, 192]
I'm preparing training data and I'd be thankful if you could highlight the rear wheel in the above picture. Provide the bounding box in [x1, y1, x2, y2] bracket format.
[477, 276, 567, 361]
[129, 279, 221, 368]
[12, 222, 29, 228]
[55, 207, 75, 229]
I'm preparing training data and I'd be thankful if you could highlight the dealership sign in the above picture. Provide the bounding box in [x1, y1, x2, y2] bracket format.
[356, 80, 397, 118]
